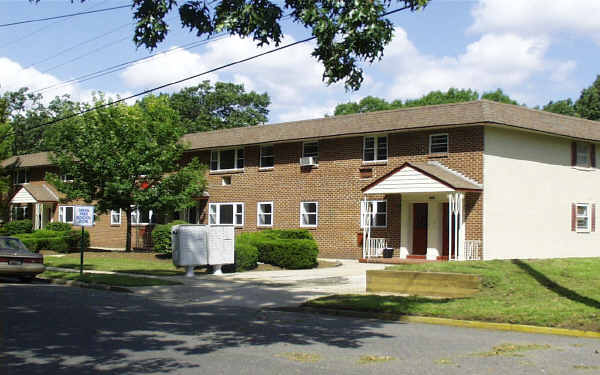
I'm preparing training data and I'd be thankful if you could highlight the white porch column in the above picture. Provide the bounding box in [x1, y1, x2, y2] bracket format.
[426, 202, 441, 260]
[447, 192, 464, 261]
[399, 196, 410, 258]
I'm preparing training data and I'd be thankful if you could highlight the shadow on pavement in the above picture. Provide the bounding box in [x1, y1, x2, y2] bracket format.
[1, 281, 394, 375]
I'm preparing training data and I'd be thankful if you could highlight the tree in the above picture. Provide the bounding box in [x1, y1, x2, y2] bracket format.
[45, 94, 206, 252]
[575, 75, 600, 121]
[404, 88, 479, 107]
[542, 99, 578, 117]
[480, 89, 518, 105]
[0, 88, 82, 155]
[40, 0, 430, 90]
[333, 88, 481, 116]
[166, 81, 270, 133]
[0, 98, 14, 222]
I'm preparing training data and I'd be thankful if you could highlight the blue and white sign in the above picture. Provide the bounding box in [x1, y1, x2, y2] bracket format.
[74, 206, 95, 227]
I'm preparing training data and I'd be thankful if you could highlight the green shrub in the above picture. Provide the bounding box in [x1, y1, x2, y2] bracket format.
[223, 235, 259, 273]
[16, 229, 90, 253]
[4, 219, 33, 235]
[152, 220, 188, 255]
[261, 229, 314, 240]
[65, 230, 90, 251]
[45, 222, 72, 231]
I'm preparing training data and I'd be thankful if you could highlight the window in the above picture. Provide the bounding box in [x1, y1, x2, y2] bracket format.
[210, 148, 244, 171]
[221, 176, 231, 186]
[302, 142, 319, 164]
[110, 209, 121, 225]
[208, 203, 244, 226]
[429, 133, 449, 154]
[363, 135, 387, 162]
[257, 202, 274, 227]
[573, 141, 596, 168]
[183, 206, 200, 224]
[576, 203, 591, 232]
[360, 200, 387, 228]
[12, 206, 28, 220]
[61, 174, 74, 182]
[260, 145, 274, 168]
[131, 207, 154, 225]
[300, 201, 318, 227]
[14, 169, 29, 185]
[58, 206, 74, 224]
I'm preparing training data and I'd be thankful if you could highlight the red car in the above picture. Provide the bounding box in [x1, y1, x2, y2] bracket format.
[0, 237, 45, 281]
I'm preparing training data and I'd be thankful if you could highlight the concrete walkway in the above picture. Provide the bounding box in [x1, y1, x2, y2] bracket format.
[49, 260, 387, 308]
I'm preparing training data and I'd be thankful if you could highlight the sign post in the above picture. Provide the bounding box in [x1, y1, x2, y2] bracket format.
[74, 206, 94, 275]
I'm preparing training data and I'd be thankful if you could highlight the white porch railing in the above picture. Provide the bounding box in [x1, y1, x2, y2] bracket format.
[365, 238, 387, 258]
[463, 240, 482, 261]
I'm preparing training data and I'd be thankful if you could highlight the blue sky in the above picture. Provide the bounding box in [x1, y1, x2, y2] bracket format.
[1, 0, 599, 123]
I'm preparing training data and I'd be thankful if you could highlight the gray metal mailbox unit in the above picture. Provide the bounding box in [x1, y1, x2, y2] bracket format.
[172, 225, 235, 276]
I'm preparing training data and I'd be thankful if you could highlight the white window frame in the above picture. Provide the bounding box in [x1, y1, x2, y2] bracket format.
[363, 135, 388, 163]
[58, 206, 75, 224]
[210, 148, 244, 172]
[260, 144, 275, 169]
[131, 207, 154, 226]
[61, 174, 74, 182]
[300, 201, 318, 228]
[208, 202, 244, 227]
[360, 200, 387, 228]
[257, 201, 274, 227]
[302, 141, 319, 164]
[429, 133, 449, 154]
[576, 203, 591, 233]
[14, 169, 29, 185]
[110, 209, 122, 225]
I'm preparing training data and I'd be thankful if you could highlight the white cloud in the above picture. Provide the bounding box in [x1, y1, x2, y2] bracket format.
[470, 0, 600, 43]
[371, 28, 562, 101]
[0, 57, 132, 106]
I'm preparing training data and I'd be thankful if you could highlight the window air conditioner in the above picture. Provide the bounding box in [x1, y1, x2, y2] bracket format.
[299, 156, 317, 166]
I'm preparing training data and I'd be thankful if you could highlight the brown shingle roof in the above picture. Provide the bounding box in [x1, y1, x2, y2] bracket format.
[181, 100, 600, 150]
[1, 152, 53, 168]
[21, 181, 61, 202]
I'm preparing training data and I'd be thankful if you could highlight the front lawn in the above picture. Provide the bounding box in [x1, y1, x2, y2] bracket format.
[305, 258, 600, 332]
[40, 271, 182, 287]
[42, 251, 339, 276]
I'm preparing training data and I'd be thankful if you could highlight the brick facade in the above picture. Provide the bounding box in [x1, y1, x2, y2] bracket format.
[185, 125, 484, 259]
[7, 126, 484, 256]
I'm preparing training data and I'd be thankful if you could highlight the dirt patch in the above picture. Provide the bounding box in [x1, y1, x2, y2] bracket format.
[274, 352, 321, 363]
[358, 355, 396, 364]
[471, 343, 551, 358]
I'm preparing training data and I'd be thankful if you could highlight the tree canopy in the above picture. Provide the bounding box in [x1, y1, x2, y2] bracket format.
[542, 99, 577, 117]
[166, 81, 270, 133]
[45, 94, 206, 251]
[39, 0, 430, 90]
[333, 88, 516, 116]
[575, 75, 600, 121]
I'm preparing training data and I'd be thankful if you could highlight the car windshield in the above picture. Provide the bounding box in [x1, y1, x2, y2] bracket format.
[0, 238, 30, 253]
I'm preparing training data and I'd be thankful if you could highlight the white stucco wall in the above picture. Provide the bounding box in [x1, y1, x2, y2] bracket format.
[483, 126, 600, 260]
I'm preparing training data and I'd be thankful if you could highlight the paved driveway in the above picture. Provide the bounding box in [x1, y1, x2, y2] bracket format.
[134, 259, 386, 308]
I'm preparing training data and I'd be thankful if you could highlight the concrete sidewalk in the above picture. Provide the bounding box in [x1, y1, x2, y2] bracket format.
[133, 259, 386, 308]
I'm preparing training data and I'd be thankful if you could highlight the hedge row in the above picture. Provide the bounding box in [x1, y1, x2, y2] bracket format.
[0, 219, 33, 236]
[15, 229, 90, 253]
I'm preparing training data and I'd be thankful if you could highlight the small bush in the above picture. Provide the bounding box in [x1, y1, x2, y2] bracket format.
[257, 238, 318, 269]
[152, 220, 188, 255]
[16, 229, 90, 253]
[45, 222, 72, 232]
[4, 219, 33, 235]
[223, 235, 259, 273]
[261, 229, 314, 240]
[65, 230, 90, 251]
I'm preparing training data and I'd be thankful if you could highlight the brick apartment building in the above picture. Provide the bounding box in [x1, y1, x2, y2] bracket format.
[3, 100, 600, 260]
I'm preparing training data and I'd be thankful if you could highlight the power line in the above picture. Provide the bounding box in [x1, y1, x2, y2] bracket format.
[24, 21, 134, 69]
[0, 3, 132, 27]
[32, 34, 229, 94]
[25, 5, 411, 133]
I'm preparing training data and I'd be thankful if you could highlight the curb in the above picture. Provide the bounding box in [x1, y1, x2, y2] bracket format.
[274, 306, 600, 339]
[37, 276, 133, 293]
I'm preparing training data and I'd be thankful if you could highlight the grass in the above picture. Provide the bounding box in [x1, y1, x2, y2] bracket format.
[274, 352, 321, 363]
[42, 251, 338, 276]
[357, 355, 396, 364]
[304, 258, 600, 331]
[40, 271, 182, 287]
[470, 343, 551, 357]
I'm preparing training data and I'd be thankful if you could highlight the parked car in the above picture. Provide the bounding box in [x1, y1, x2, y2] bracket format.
[0, 237, 45, 281]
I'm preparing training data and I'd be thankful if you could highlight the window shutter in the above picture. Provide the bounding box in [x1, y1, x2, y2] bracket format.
[591, 144, 596, 168]
[571, 203, 576, 232]
[571, 142, 577, 166]
[592, 204, 596, 232]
